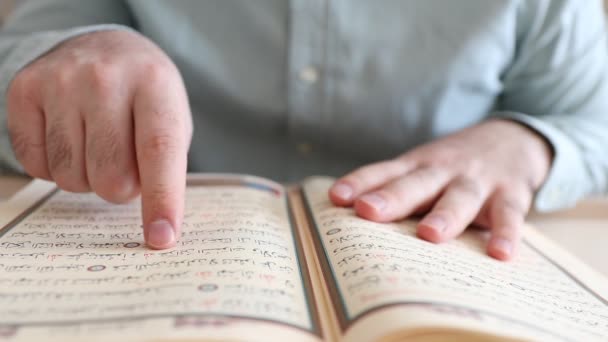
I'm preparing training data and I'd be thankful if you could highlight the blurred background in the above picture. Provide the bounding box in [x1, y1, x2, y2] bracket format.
[0, 0, 606, 24]
[0, 0, 16, 23]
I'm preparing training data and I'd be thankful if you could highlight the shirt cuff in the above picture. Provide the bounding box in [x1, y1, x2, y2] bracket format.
[493, 111, 586, 212]
[0, 24, 134, 175]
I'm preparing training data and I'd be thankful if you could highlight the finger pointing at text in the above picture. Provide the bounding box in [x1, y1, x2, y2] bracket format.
[6, 30, 192, 249]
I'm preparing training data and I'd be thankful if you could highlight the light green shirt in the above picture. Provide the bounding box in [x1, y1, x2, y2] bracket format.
[0, 0, 607, 212]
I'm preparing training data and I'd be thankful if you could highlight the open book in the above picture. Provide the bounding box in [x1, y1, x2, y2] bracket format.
[1, 174, 607, 342]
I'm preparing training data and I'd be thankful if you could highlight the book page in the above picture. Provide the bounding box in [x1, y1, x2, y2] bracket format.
[0, 175, 321, 342]
[302, 177, 608, 342]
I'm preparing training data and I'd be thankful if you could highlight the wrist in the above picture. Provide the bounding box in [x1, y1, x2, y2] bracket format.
[490, 118, 554, 190]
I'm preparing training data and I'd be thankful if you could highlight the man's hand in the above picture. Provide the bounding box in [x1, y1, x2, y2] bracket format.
[329, 119, 552, 261]
[6, 30, 192, 249]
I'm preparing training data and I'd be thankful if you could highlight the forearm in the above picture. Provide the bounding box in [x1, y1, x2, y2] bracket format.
[496, 0, 608, 211]
[495, 111, 608, 212]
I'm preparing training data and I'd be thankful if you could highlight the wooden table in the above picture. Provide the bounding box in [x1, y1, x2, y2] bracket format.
[1, 175, 606, 277]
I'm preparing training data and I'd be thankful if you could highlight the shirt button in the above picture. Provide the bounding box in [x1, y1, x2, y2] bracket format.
[296, 142, 313, 155]
[298, 66, 319, 83]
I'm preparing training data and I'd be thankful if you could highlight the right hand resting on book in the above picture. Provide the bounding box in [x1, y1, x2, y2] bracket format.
[6, 30, 193, 250]
[329, 119, 552, 261]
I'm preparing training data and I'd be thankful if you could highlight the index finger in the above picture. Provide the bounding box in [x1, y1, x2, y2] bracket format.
[329, 159, 415, 206]
[133, 66, 192, 249]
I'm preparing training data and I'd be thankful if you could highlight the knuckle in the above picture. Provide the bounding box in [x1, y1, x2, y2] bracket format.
[86, 124, 139, 203]
[87, 122, 121, 170]
[492, 214, 523, 236]
[144, 182, 177, 213]
[346, 159, 402, 187]
[409, 166, 444, 185]
[422, 166, 444, 180]
[493, 185, 530, 218]
[464, 158, 484, 176]
[46, 120, 73, 173]
[498, 181, 532, 201]
[495, 181, 515, 193]
[147, 107, 182, 126]
[498, 195, 529, 217]
[454, 177, 484, 200]
[149, 182, 175, 200]
[386, 158, 411, 175]
[431, 208, 459, 226]
[140, 59, 173, 83]
[53, 67, 75, 92]
[418, 148, 457, 167]
[373, 188, 399, 206]
[141, 132, 179, 159]
[85, 62, 118, 96]
[44, 119, 88, 192]
[346, 164, 376, 186]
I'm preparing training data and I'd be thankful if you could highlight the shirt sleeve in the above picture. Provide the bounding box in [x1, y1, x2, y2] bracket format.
[493, 0, 608, 212]
[0, 0, 135, 175]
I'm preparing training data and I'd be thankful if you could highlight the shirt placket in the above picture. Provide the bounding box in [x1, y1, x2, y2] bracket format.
[287, 0, 328, 160]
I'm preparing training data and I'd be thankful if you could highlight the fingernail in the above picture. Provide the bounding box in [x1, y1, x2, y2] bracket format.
[420, 215, 447, 232]
[332, 183, 353, 201]
[493, 238, 513, 257]
[359, 193, 387, 212]
[147, 219, 175, 249]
